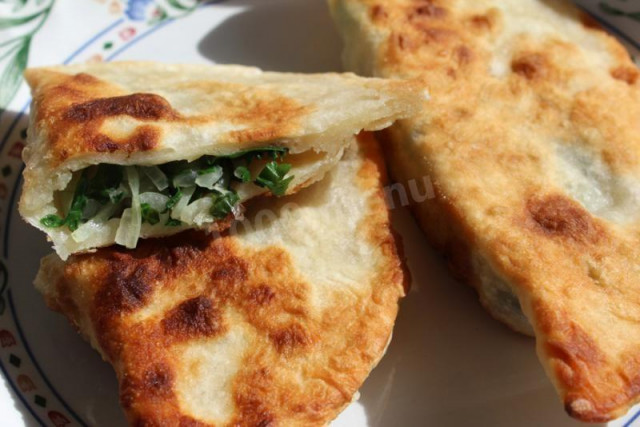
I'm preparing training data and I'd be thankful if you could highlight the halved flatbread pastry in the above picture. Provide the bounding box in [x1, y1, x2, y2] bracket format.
[330, 0, 640, 422]
[35, 134, 406, 426]
[20, 61, 419, 259]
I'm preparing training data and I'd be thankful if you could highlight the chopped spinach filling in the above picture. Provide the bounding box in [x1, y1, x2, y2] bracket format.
[41, 147, 294, 246]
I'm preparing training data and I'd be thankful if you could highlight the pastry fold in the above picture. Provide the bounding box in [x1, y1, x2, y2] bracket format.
[35, 134, 406, 426]
[20, 61, 419, 259]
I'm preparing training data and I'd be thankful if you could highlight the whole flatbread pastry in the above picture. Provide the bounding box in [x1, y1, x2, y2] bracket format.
[35, 134, 407, 426]
[20, 61, 419, 259]
[330, 0, 640, 422]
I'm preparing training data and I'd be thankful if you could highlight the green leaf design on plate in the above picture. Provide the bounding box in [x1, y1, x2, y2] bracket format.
[599, 2, 640, 22]
[1, 0, 29, 13]
[151, 0, 200, 24]
[16, 0, 28, 10]
[0, 0, 53, 113]
[166, 0, 193, 11]
[148, 6, 169, 26]
[0, 39, 30, 112]
[0, 12, 41, 31]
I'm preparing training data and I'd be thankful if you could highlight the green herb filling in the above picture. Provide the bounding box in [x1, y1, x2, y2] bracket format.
[40, 147, 294, 246]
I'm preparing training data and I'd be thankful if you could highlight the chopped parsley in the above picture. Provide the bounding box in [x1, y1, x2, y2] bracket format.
[233, 166, 251, 183]
[164, 188, 182, 212]
[40, 147, 295, 240]
[141, 203, 160, 225]
[165, 218, 183, 227]
[255, 161, 294, 196]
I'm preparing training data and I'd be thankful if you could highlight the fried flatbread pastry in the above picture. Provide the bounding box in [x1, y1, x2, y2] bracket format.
[34, 134, 406, 426]
[20, 61, 419, 259]
[330, 0, 640, 421]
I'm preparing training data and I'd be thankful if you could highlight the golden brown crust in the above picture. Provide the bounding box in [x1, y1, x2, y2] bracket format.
[20, 62, 422, 259]
[25, 69, 306, 164]
[37, 134, 406, 425]
[331, 0, 640, 421]
[524, 194, 604, 244]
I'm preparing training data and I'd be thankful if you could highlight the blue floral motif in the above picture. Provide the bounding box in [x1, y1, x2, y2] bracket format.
[125, 0, 154, 21]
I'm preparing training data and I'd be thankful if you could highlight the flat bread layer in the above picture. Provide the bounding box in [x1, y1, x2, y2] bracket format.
[35, 134, 407, 426]
[21, 61, 420, 258]
[330, 0, 640, 422]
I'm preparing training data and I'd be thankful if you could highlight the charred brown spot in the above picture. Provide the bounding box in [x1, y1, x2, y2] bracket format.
[66, 93, 179, 122]
[91, 232, 212, 284]
[456, 45, 474, 65]
[178, 417, 209, 427]
[270, 323, 310, 355]
[89, 261, 156, 361]
[126, 126, 157, 151]
[421, 27, 455, 44]
[162, 296, 222, 340]
[470, 14, 493, 30]
[411, 1, 447, 19]
[233, 369, 276, 427]
[120, 376, 138, 409]
[38, 70, 308, 167]
[132, 231, 211, 271]
[527, 194, 600, 243]
[405, 1, 454, 46]
[45, 82, 174, 161]
[143, 364, 174, 397]
[248, 285, 276, 306]
[99, 265, 153, 314]
[370, 4, 387, 21]
[611, 66, 639, 85]
[210, 257, 248, 287]
[90, 125, 159, 153]
[121, 363, 174, 411]
[396, 34, 410, 50]
[512, 53, 548, 80]
[235, 398, 275, 427]
[90, 136, 118, 153]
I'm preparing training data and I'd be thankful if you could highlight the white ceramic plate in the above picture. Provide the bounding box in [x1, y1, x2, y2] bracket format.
[0, 1, 639, 426]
